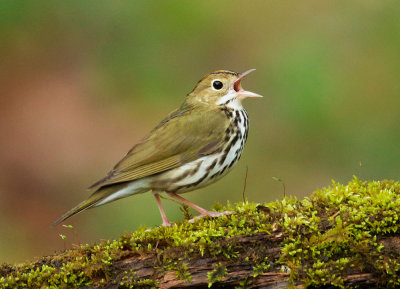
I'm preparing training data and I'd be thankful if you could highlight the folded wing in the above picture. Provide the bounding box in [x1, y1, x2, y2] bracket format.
[89, 104, 228, 189]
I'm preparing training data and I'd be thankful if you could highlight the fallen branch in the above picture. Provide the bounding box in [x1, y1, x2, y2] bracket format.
[1, 178, 400, 288]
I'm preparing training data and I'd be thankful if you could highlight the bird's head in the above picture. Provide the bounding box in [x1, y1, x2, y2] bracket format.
[187, 69, 262, 107]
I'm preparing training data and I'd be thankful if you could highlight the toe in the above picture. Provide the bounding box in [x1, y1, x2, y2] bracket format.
[204, 210, 233, 217]
[188, 211, 234, 223]
[162, 221, 173, 227]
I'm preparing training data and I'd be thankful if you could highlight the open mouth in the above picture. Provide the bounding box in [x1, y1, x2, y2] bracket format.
[234, 80, 241, 92]
[234, 69, 256, 92]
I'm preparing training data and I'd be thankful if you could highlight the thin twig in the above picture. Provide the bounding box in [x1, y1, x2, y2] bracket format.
[73, 227, 81, 246]
[272, 177, 286, 198]
[242, 166, 249, 203]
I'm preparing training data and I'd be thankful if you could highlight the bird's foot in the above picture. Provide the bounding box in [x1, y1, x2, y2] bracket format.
[189, 210, 233, 223]
[162, 220, 173, 227]
[203, 210, 233, 217]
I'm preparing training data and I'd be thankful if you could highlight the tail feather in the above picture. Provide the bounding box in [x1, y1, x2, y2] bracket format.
[52, 183, 127, 226]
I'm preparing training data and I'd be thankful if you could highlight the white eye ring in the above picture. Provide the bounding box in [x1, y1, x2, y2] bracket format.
[212, 79, 223, 90]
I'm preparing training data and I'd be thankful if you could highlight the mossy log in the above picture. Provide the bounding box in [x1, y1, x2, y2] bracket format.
[2, 178, 400, 288]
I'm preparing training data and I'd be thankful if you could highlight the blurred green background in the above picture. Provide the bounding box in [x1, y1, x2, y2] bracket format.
[1, 1, 400, 263]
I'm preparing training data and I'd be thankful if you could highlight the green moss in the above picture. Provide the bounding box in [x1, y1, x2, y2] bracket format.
[1, 177, 400, 288]
[207, 263, 227, 287]
[252, 258, 270, 278]
[278, 177, 400, 288]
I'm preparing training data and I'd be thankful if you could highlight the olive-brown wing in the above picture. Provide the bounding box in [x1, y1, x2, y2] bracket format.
[89, 105, 229, 189]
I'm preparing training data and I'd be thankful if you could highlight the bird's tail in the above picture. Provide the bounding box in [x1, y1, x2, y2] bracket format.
[52, 183, 130, 226]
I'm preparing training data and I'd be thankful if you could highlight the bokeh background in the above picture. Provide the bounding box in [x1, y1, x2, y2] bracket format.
[1, 1, 400, 264]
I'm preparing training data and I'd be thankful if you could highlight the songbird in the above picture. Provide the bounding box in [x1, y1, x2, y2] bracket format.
[54, 69, 262, 226]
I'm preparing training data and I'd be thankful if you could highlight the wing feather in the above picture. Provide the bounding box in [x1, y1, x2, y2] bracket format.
[89, 104, 228, 189]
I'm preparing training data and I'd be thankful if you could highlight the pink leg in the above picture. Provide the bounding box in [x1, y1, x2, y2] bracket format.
[166, 192, 209, 215]
[154, 193, 172, 227]
[166, 192, 233, 222]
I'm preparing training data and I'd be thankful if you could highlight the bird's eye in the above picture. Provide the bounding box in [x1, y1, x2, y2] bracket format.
[212, 80, 223, 90]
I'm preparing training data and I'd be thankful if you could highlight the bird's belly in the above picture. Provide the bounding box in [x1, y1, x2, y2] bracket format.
[149, 107, 248, 194]
[150, 132, 246, 194]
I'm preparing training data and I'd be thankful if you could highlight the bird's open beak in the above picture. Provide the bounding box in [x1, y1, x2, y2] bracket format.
[234, 69, 263, 99]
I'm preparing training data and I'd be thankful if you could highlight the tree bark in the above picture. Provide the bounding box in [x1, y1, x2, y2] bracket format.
[84, 231, 387, 288]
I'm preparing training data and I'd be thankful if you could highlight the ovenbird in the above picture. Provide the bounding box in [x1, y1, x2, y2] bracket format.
[54, 69, 262, 226]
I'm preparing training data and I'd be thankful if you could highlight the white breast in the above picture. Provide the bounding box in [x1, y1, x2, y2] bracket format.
[152, 106, 249, 194]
